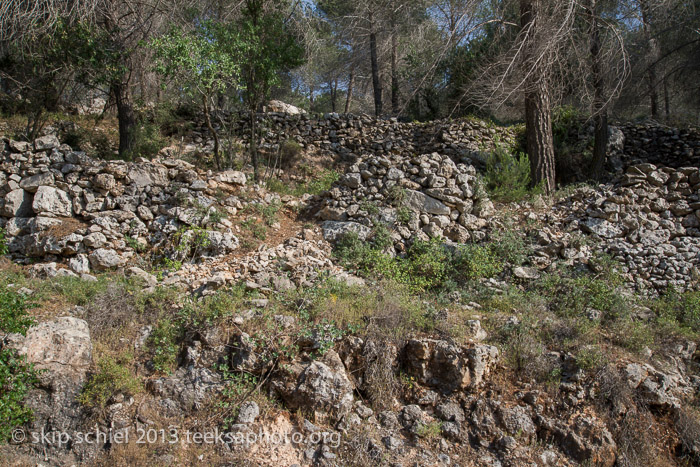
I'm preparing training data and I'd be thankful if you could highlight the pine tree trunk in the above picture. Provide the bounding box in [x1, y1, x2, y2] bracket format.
[250, 109, 259, 181]
[345, 66, 355, 114]
[588, 0, 608, 180]
[391, 30, 399, 115]
[521, 0, 556, 194]
[369, 12, 383, 117]
[112, 81, 136, 158]
[640, 0, 659, 118]
[203, 96, 221, 170]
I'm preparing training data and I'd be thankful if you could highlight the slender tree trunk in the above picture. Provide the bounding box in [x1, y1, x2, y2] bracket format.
[588, 0, 608, 180]
[664, 78, 670, 120]
[203, 96, 221, 170]
[345, 66, 355, 114]
[250, 109, 259, 181]
[391, 29, 399, 115]
[639, 0, 659, 118]
[521, 0, 555, 194]
[330, 78, 337, 112]
[369, 12, 382, 117]
[112, 81, 136, 158]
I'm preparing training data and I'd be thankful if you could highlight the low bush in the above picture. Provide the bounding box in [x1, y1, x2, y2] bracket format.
[483, 143, 535, 202]
[0, 286, 39, 442]
[147, 318, 180, 373]
[279, 139, 303, 169]
[79, 355, 141, 410]
[453, 243, 503, 281]
[0, 228, 8, 255]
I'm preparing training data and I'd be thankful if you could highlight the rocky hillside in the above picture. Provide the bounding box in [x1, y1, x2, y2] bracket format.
[1, 123, 699, 467]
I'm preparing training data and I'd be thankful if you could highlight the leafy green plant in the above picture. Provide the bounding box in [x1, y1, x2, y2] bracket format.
[279, 139, 303, 169]
[387, 185, 407, 206]
[397, 206, 412, 225]
[217, 367, 259, 430]
[491, 229, 529, 267]
[125, 235, 146, 252]
[483, 142, 536, 202]
[417, 421, 442, 439]
[0, 228, 8, 255]
[0, 286, 39, 442]
[173, 226, 212, 261]
[147, 319, 180, 373]
[79, 355, 141, 410]
[0, 350, 39, 442]
[453, 244, 503, 281]
[152, 21, 241, 169]
[303, 169, 340, 195]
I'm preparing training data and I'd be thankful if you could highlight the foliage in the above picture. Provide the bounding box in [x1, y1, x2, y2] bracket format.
[79, 355, 141, 410]
[125, 120, 167, 161]
[218, 367, 259, 430]
[654, 288, 700, 334]
[490, 229, 529, 267]
[335, 234, 458, 293]
[483, 143, 536, 202]
[453, 244, 503, 281]
[38, 275, 109, 307]
[304, 169, 340, 195]
[147, 319, 180, 373]
[152, 22, 240, 101]
[152, 20, 241, 169]
[0, 228, 8, 255]
[279, 139, 303, 169]
[0, 286, 39, 443]
[0, 286, 36, 335]
[173, 226, 211, 261]
[0, 350, 39, 442]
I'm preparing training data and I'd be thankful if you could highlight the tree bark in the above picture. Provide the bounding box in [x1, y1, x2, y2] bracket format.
[330, 77, 338, 112]
[588, 0, 608, 180]
[112, 81, 136, 158]
[639, 0, 659, 118]
[203, 96, 221, 170]
[520, 0, 556, 194]
[664, 78, 670, 120]
[250, 109, 259, 181]
[391, 29, 399, 115]
[369, 12, 383, 117]
[345, 66, 355, 114]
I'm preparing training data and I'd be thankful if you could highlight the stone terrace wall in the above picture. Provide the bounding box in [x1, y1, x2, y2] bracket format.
[187, 113, 519, 166]
[616, 122, 700, 169]
[0, 135, 246, 275]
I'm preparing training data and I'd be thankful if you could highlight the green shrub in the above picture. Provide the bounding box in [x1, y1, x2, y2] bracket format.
[0, 286, 36, 334]
[39, 275, 109, 306]
[575, 345, 606, 371]
[303, 169, 340, 195]
[279, 139, 303, 169]
[0, 286, 39, 442]
[79, 355, 141, 410]
[491, 230, 529, 266]
[397, 206, 412, 225]
[654, 288, 700, 334]
[124, 120, 166, 161]
[483, 143, 534, 202]
[0, 350, 39, 442]
[147, 319, 180, 373]
[0, 227, 8, 255]
[453, 244, 502, 281]
[387, 185, 407, 206]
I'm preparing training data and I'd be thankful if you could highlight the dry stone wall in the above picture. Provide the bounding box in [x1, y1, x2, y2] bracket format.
[0, 135, 245, 275]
